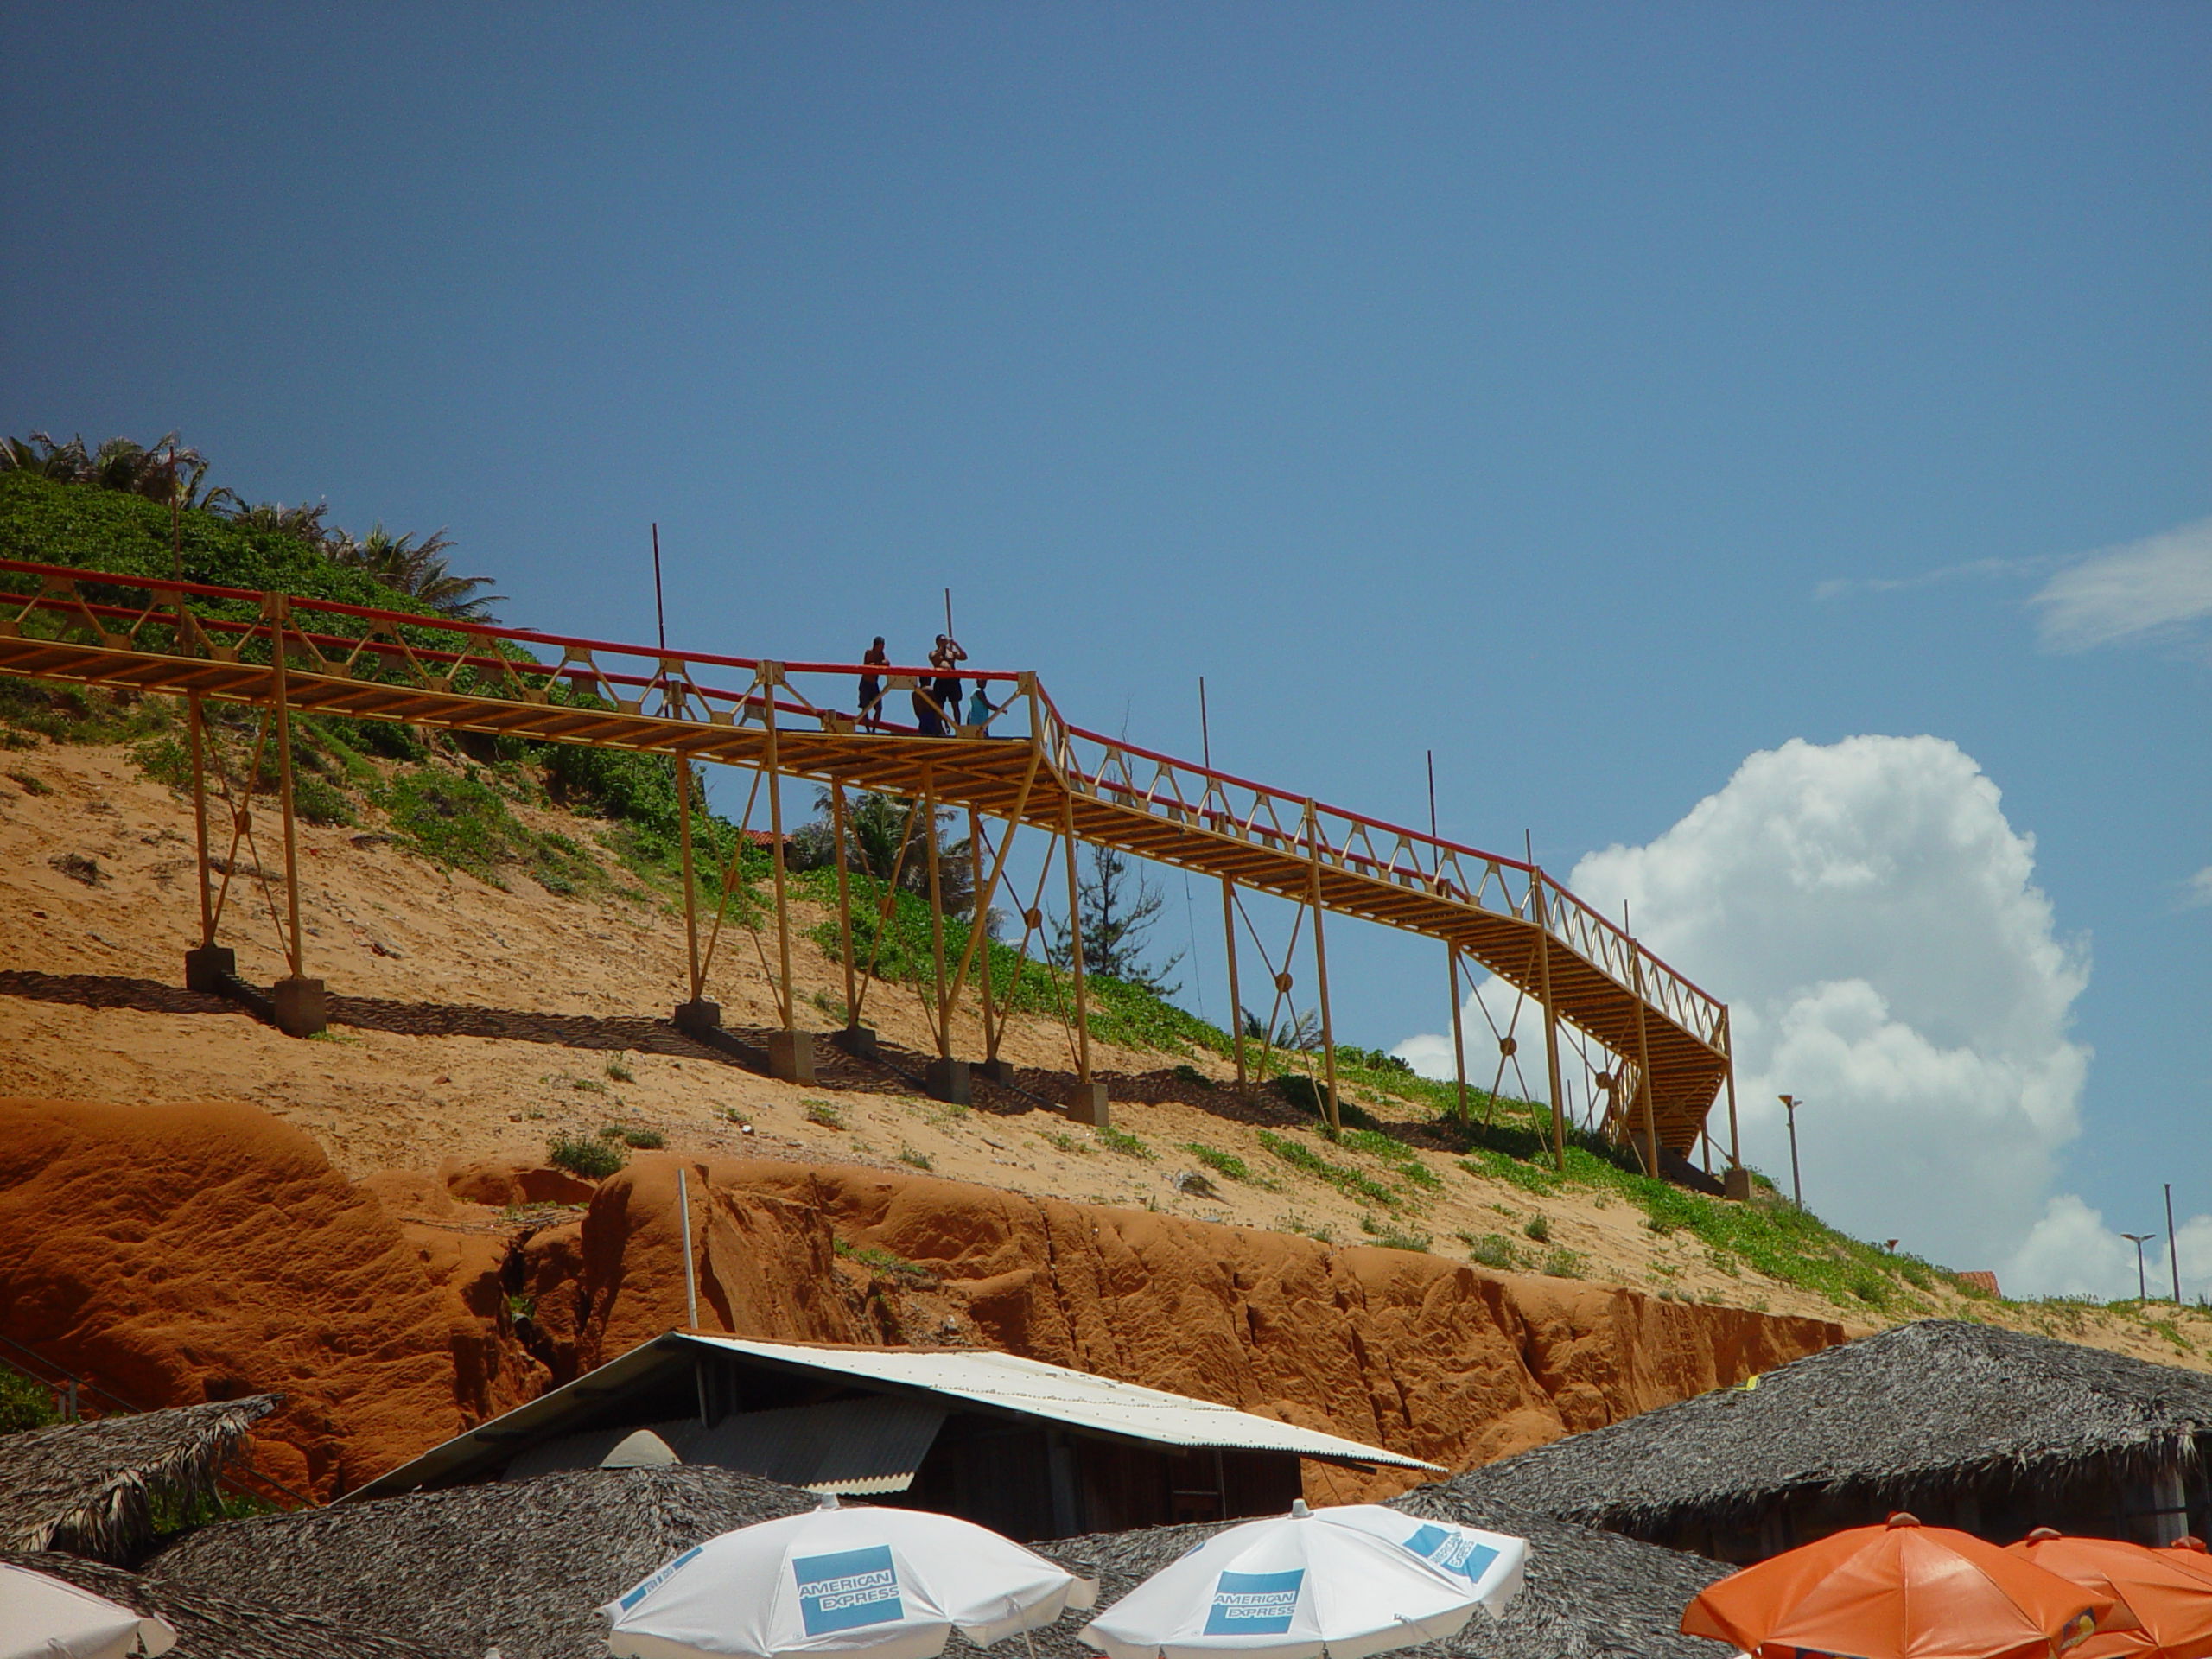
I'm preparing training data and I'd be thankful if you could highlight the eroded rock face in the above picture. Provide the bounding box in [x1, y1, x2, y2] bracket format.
[0, 1099, 543, 1497]
[0, 1104, 1841, 1500]
[569, 1156, 1845, 1500]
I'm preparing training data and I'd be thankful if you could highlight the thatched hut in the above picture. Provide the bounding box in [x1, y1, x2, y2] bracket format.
[144, 1463, 818, 1659]
[0, 1395, 277, 1564]
[1443, 1320, 2212, 1562]
[1023, 1488, 1732, 1659]
[1, 1550, 444, 1659]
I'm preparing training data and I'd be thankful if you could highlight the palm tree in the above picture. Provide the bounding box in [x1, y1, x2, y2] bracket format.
[2, 430, 211, 505]
[327, 524, 502, 622]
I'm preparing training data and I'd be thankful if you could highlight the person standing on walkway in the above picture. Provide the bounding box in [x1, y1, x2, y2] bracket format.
[929, 633, 967, 736]
[858, 637, 888, 732]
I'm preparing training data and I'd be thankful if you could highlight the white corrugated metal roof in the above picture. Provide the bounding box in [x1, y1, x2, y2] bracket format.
[681, 1335, 1440, 1472]
[350, 1329, 1439, 1500]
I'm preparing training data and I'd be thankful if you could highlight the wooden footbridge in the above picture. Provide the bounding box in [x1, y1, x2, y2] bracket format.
[0, 556, 1742, 1174]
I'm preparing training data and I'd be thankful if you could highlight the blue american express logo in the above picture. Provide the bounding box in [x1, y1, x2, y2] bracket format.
[619, 1546, 702, 1611]
[795, 1544, 906, 1636]
[1402, 1524, 1499, 1584]
[1204, 1568, 1304, 1635]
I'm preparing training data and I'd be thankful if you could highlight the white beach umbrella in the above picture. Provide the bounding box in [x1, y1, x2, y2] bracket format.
[1080, 1501, 1493, 1659]
[600, 1497, 1097, 1659]
[0, 1563, 176, 1659]
[1313, 1505, 1526, 1619]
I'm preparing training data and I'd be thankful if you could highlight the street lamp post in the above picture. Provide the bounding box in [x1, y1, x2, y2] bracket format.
[2121, 1233, 2158, 1302]
[1777, 1095, 1805, 1210]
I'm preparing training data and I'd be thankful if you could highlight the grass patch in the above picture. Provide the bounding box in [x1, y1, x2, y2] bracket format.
[1540, 1247, 1588, 1279]
[605, 1056, 635, 1084]
[1041, 1129, 1094, 1155]
[1096, 1125, 1154, 1160]
[1458, 1231, 1519, 1270]
[547, 1131, 626, 1179]
[1522, 1213, 1551, 1243]
[620, 1127, 664, 1150]
[1340, 1127, 1441, 1189]
[1360, 1215, 1432, 1252]
[896, 1144, 934, 1173]
[1257, 1130, 1400, 1208]
[834, 1237, 938, 1286]
[1183, 1143, 1274, 1187]
[804, 1100, 847, 1130]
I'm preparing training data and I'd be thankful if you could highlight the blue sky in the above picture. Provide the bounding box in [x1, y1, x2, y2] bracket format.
[4, 3, 2205, 1287]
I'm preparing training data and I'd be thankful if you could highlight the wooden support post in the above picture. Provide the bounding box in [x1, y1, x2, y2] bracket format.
[1533, 874, 1567, 1173]
[181, 690, 234, 993]
[1630, 944, 1660, 1179]
[1221, 876, 1246, 1087]
[1719, 1006, 1751, 1199]
[943, 748, 1039, 1070]
[1722, 1007, 1741, 1167]
[266, 602, 323, 1036]
[1061, 794, 1091, 1080]
[1447, 944, 1470, 1123]
[1059, 792, 1107, 1125]
[1305, 803, 1341, 1140]
[760, 684, 813, 1082]
[969, 807, 997, 1058]
[188, 695, 213, 946]
[925, 766, 950, 1056]
[916, 766, 969, 1103]
[830, 782, 866, 1048]
[675, 754, 703, 1005]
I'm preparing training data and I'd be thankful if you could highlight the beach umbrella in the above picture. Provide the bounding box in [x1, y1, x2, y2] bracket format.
[1080, 1499, 1494, 1659]
[599, 1497, 1096, 1659]
[1681, 1513, 2113, 1659]
[2006, 1529, 2212, 1659]
[0, 1562, 176, 1659]
[1300, 1505, 1526, 1619]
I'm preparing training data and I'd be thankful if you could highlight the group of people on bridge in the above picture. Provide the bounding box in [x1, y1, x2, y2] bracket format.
[855, 633, 1000, 736]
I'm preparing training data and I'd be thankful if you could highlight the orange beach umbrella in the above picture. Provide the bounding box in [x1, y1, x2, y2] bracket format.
[1682, 1514, 2112, 1659]
[2006, 1530, 2212, 1659]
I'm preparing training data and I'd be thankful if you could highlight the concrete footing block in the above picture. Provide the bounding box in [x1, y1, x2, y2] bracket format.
[184, 944, 236, 994]
[673, 998, 723, 1037]
[833, 1024, 877, 1060]
[1063, 1081, 1110, 1128]
[271, 976, 327, 1038]
[766, 1029, 817, 1084]
[1722, 1166, 1755, 1203]
[924, 1057, 971, 1106]
[975, 1058, 1018, 1087]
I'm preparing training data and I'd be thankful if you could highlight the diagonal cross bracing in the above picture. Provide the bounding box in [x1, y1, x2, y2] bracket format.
[0, 556, 1732, 1152]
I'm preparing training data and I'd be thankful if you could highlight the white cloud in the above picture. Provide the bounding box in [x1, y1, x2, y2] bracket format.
[2184, 866, 2212, 911]
[2009, 1197, 2212, 1302]
[1395, 734, 2132, 1285]
[2031, 516, 2212, 652]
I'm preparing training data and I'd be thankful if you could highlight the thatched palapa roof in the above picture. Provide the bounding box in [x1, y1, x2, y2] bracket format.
[0, 1395, 278, 1564]
[1024, 1491, 1732, 1659]
[1, 1551, 444, 1659]
[1445, 1320, 2212, 1538]
[146, 1463, 819, 1659]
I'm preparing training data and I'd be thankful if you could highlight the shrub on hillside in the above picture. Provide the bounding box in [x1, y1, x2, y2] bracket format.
[548, 1131, 626, 1179]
